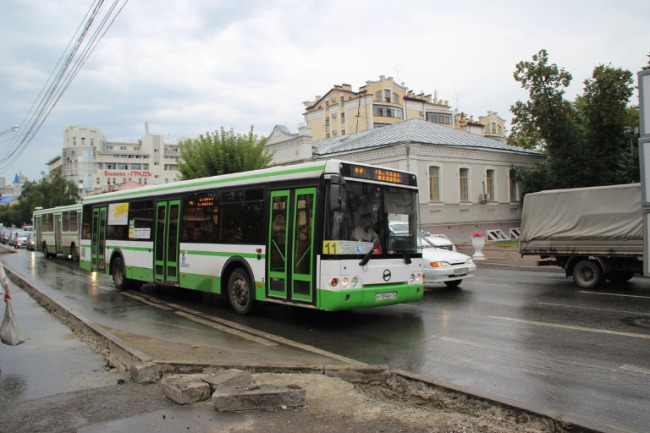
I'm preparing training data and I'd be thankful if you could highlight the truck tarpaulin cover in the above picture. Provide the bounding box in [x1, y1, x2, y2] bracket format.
[520, 183, 642, 242]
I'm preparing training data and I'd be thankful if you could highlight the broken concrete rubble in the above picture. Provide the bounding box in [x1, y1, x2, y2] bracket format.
[158, 367, 306, 411]
[212, 383, 306, 412]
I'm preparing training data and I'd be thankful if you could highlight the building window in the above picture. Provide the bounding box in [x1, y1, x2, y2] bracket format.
[384, 89, 391, 103]
[429, 166, 440, 202]
[393, 92, 400, 105]
[373, 105, 403, 119]
[426, 112, 452, 124]
[375, 91, 382, 102]
[459, 168, 469, 202]
[486, 170, 495, 201]
[340, 112, 345, 123]
[509, 169, 518, 202]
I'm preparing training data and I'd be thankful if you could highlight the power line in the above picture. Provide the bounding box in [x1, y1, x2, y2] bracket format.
[0, 0, 129, 173]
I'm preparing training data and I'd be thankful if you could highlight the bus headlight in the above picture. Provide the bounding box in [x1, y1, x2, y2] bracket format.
[408, 272, 423, 285]
[329, 276, 361, 290]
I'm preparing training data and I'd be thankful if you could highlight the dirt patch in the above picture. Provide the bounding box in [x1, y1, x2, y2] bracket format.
[248, 373, 570, 433]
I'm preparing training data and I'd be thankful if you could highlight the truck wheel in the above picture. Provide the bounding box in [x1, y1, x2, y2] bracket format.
[227, 268, 255, 315]
[572, 259, 603, 289]
[607, 271, 634, 284]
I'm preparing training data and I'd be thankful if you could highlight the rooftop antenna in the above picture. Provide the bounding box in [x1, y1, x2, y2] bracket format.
[453, 93, 462, 112]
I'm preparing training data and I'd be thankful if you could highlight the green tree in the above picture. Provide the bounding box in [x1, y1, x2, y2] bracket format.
[1, 171, 80, 227]
[177, 126, 272, 180]
[510, 50, 636, 194]
[577, 65, 634, 186]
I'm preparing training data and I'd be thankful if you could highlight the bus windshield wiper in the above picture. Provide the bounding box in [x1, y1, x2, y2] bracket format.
[387, 231, 411, 265]
[359, 228, 384, 266]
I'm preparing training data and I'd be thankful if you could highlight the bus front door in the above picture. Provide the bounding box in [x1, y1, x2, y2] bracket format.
[268, 188, 316, 304]
[91, 207, 107, 272]
[154, 200, 181, 285]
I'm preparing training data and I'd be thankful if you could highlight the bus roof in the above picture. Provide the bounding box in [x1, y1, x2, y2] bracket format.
[82, 160, 417, 204]
[33, 203, 82, 216]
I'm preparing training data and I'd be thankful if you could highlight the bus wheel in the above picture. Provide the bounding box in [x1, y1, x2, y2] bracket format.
[112, 256, 130, 291]
[70, 243, 79, 262]
[572, 259, 603, 289]
[227, 268, 254, 315]
[42, 242, 55, 259]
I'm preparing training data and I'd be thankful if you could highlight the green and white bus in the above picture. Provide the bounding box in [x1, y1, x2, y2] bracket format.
[80, 160, 424, 314]
[33, 204, 83, 261]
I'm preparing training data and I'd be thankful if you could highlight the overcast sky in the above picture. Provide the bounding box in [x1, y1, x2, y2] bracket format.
[0, 0, 648, 183]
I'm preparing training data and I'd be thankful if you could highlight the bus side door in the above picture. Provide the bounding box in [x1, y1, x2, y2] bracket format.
[91, 207, 107, 272]
[154, 200, 181, 285]
[54, 213, 62, 253]
[267, 188, 316, 304]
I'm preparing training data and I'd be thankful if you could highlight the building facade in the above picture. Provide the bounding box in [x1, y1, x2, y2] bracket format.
[62, 125, 181, 195]
[303, 75, 506, 142]
[266, 119, 544, 240]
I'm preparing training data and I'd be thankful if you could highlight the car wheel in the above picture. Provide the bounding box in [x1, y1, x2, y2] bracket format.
[444, 280, 462, 288]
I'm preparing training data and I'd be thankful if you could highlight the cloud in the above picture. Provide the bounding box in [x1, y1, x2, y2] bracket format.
[0, 0, 648, 181]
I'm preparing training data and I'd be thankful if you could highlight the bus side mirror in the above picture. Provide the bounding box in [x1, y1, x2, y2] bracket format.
[329, 175, 344, 212]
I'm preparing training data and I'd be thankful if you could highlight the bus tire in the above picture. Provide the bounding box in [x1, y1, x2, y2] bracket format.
[70, 243, 79, 262]
[112, 256, 131, 291]
[572, 259, 603, 289]
[42, 242, 55, 259]
[227, 268, 255, 315]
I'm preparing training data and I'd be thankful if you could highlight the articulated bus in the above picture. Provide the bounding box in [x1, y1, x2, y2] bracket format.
[80, 160, 424, 314]
[33, 204, 82, 261]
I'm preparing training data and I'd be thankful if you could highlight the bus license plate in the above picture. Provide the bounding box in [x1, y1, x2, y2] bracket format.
[376, 292, 397, 301]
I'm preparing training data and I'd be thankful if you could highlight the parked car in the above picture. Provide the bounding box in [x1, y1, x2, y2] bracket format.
[420, 236, 476, 288]
[13, 230, 31, 249]
[389, 222, 456, 251]
[0, 228, 12, 244]
[26, 232, 35, 251]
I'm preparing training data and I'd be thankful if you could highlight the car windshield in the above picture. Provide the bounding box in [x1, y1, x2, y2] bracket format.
[324, 181, 419, 257]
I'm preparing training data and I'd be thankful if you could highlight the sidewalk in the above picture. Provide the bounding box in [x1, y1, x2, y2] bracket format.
[0, 246, 595, 433]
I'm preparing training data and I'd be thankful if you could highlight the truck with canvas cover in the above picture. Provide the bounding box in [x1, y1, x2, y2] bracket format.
[519, 183, 643, 289]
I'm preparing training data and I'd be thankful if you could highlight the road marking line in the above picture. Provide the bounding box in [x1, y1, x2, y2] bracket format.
[578, 291, 650, 300]
[489, 316, 650, 340]
[620, 364, 650, 376]
[173, 311, 277, 346]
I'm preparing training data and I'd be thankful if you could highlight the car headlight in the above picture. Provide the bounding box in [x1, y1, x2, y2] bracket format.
[466, 258, 474, 264]
[429, 261, 450, 268]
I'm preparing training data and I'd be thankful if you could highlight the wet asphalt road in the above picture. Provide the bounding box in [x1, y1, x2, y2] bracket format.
[3, 247, 650, 433]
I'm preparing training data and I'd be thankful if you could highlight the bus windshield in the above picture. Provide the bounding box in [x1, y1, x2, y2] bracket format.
[324, 181, 419, 256]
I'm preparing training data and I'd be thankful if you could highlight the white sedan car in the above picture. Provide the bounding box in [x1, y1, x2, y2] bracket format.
[420, 236, 476, 288]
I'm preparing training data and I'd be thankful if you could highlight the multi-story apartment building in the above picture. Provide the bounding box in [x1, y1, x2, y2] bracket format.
[303, 75, 454, 140]
[62, 125, 181, 196]
[303, 75, 507, 141]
